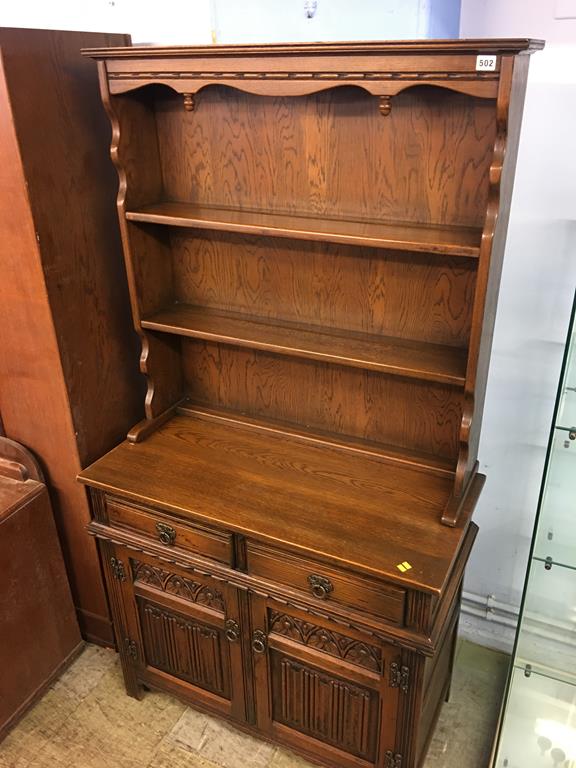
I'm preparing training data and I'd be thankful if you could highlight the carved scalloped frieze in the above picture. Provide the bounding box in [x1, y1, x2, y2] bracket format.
[131, 559, 225, 612]
[108, 70, 499, 82]
[269, 611, 382, 673]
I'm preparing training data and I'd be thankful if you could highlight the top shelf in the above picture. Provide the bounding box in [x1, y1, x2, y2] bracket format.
[125, 202, 482, 257]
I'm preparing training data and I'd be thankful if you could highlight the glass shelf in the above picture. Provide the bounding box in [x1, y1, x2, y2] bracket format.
[495, 667, 576, 768]
[494, 294, 576, 767]
[534, 412, 576, 569]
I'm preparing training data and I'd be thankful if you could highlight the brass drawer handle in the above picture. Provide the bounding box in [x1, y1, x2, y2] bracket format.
[225, 619, 240, 642]
[307, 574, 333, 600]
[252, 629, 267, 654]
[156, 521, 176, 546]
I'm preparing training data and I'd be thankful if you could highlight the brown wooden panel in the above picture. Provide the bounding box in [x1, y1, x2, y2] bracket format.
[267, 609, 383, 674]
[247, 541, 405, 624]
[0, 29, 143, 469]
[170, 232, 477, 348]
[0, 31, 136, 646]
[106, 496, 233, 564]
[131, 559, 226, 615]
[269, 650, 380, 761]
[0, 470, 81, 738]
[137, 597, 231, 698]
[182, 340, 463, 460]
[154, 86, 495, 228]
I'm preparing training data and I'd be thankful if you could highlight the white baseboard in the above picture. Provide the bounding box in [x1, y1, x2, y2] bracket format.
[458, 590, 518, 654]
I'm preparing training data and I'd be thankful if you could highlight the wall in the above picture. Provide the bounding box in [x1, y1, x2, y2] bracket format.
[459, 0, 576, 650]
[212, 0, 460, 44]
[0, 0, 213, 44]
[0, 0, 460, 43]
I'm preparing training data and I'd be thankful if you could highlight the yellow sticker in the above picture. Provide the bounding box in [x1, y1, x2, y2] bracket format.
[396, 561, 412, 573]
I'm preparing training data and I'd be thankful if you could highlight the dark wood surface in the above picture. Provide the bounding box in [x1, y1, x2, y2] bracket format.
[0, 28, 141, 645]
[0, 438, 82, 741]
[79, 412, 479, 596]
[127, 202, 483, 256]
[79, 38, 540, 768]
[142, 303, 468, 385]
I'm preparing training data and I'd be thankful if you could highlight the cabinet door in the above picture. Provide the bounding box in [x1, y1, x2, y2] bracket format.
[102, 542, 247, 722]
[250, 595, 399, 768]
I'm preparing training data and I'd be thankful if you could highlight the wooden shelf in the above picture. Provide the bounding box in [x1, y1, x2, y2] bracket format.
[142, 304, 467, 386]
[125, 202, 482, 257]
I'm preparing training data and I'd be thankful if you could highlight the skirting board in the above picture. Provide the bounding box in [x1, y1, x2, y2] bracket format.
[459, 591, 518, 653]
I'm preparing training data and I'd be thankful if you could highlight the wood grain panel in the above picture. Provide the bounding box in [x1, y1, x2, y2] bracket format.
[170, 232, 476, 348]
[182, 341, 462, 460]
[154, 85, 495, 228]
[270, 651, 379, 761]
[137, 598, 231, 697]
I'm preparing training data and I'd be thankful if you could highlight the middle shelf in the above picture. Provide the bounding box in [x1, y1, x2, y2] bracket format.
[125, 201, 483, 257]
[141, 303, 468, 386]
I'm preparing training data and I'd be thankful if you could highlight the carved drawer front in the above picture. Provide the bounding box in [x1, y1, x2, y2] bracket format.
[270, 650, 379, 762]
[137, 597, 232, 698]
[106, 496, 233, 564]
[246, 541, 405, 624]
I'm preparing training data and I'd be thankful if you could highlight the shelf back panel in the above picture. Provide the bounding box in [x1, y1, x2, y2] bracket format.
[182, 339, 462, 462]
[170, 230, 476, 349]
[153, 84, 496, 229]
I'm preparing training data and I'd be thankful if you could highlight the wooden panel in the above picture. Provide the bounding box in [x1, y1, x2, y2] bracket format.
[182, 340, 463, 460]
[0, 31, 136, 646]
[154, 85, 496, 228]
[270, 650, 380, 761]
[170, 232, 476, 348]
[0, 29, 142, 469]
[0, 467, 81, 738]
[131, 559, 226, 613]
[106, 495, 233, 564]
[247, 541, 405, 625]
[268, 609, 383, 674]
[137, 597, 231, 698]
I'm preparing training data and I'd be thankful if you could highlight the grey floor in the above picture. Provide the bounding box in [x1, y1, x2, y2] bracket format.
[0, 639, 508, 768]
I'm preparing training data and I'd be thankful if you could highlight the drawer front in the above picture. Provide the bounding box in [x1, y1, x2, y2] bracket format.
[247, 541, 405, 625]
[106, 497, 233, 565]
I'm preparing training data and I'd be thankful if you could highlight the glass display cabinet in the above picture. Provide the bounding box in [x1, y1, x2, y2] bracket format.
[494, 293, 576, 768]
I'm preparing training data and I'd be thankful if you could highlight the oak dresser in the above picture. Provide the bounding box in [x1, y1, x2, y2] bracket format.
[78, 38, 542, 768]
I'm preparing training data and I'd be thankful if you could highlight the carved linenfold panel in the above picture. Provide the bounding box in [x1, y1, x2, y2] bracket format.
[138, 599, 230, 697]
[272, 654, 378, 761]
[131, 559, 225, 612]
[269, 611, 382, 673]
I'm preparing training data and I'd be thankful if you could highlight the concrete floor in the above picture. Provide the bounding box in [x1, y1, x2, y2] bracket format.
[0, 639, 508, 768]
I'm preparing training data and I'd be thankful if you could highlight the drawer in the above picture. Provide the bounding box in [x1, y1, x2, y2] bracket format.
[106, 497, 233, 565]
[246, 541, 405, 625]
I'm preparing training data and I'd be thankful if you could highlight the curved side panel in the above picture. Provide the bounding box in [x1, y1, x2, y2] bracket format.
[445, 55, 527, 525]
[97, 63, 183, 425]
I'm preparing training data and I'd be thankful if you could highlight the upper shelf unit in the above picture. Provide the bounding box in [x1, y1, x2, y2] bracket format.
[87, 39, 543, 526]
[126, 202, 483, 257]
